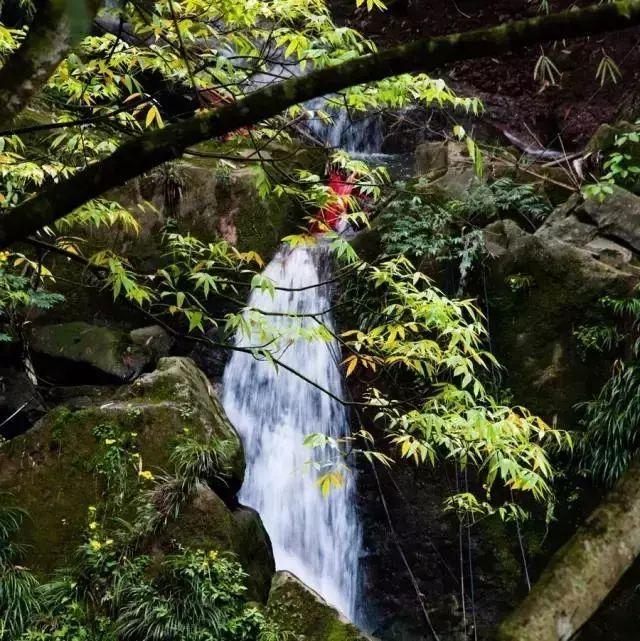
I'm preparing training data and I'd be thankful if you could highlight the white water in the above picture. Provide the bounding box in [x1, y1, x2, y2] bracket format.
[305, 97, 383, 154]
[221, 244, 362, 620]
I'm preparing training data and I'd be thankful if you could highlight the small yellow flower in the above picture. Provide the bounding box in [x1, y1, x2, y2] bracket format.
[138, 470, 154, 481]
[88, 505, 96, 514]
[104, 438, 116, 445]
[130, 432, 138, 437]
[89, 540, 102, 551]
[105, 539, 114, 546]
[0, 252, 9, 263]
[208, 550, 219, 561]
[88, 521, 98, 530]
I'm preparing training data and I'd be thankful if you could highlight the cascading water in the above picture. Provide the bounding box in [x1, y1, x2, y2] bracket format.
[305, 98, 384, 155]
[221, 244, 362, 621]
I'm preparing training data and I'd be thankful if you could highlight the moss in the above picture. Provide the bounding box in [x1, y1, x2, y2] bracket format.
[156, 487, 275, 603]
[266, 572, 371, 641]
[0, 357, 244, 575]
[485, 220, 637, 425]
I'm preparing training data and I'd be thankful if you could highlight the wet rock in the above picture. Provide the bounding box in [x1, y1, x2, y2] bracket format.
[267, 571, 374, 641]
[0, 357, 244, 573]
[30, 322, 154, 383]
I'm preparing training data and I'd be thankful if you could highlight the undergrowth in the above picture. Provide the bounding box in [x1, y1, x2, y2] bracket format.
[0, 429, 283, 641]
[579, 288, 640, 485]
[378, 176, 551, 266]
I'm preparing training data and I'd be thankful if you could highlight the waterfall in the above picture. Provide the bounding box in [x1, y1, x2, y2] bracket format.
[221, 244, 362, 621]
[305, 98, 383, 155]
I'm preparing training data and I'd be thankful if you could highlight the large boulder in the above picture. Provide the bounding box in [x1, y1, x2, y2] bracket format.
[30, 322, 171, 383]
[157, 484, 275, 602]
[537, 187, 640, 268]
[0, 357, 244, 573]
[267, 571, 374, 641]
[485, 219, 639, 425]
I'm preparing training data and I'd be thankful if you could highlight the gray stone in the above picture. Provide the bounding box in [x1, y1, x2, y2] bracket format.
[0, 357, 245, 573]
[129, 324, 173, 359]
[485, 219, 639, 425]
[414, 140, 448, 177]
[537, 187, 640, 267]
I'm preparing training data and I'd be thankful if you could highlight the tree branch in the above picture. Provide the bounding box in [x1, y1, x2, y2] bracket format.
[496, 456, 640, 641]
[2, 0, 640, 247]
[0, 0, 101, 127]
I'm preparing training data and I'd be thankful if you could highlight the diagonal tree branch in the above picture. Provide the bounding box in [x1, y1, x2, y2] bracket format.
[2, 0, 640, 248]
[0, 0, 101, 127]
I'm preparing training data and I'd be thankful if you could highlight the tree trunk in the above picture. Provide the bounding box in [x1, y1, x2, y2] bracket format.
[496, 456, 640, 641]
[0, 0, 101, 127]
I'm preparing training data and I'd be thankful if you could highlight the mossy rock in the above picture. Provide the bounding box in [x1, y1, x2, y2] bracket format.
[266, 571, 374, 641]
[30, 322, 160, 383]
[156, 484, 275, 602]
[485, 220, 639, 425]
[0, 357, 244, 574]
[584, 121, 639, 155]
[107, 159, 298, 268]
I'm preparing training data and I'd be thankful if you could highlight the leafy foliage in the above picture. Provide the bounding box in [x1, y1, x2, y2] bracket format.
[584, 122, 640, 200]
[271, 249, 570, 517]
[378, 177, 551, 284]
[579, 287, 640, 485]
[0, 252, 64, 342]
[573, 323, 622, 361]
[0, 498, 39, 641]
[580, 361, 640, 486]
[339, 257, 570, 511]
[18, 536, 276, 641]
[170, 432, 236, 493]
[4, 425, 283, 641]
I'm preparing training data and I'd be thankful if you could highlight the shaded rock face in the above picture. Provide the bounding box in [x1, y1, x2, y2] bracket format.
[110, 159, 298, 265]
[484, 219, 638, 426]
[129, 324, 174, 360]
[358, 462, 528, 641]
[267, 571, 374, 641]
[0, 357, 247, 574]
[30, 322, 171, 384]
[0, 366, 44, 439]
